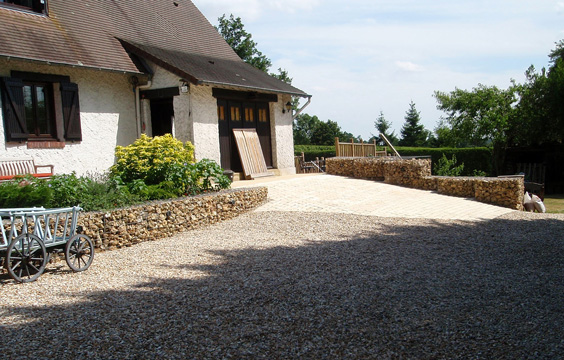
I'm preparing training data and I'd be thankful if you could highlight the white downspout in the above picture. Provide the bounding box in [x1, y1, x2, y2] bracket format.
[135, 80, 152, 137]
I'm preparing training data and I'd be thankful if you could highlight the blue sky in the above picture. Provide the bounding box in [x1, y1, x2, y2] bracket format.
[192, 0, 564, 139]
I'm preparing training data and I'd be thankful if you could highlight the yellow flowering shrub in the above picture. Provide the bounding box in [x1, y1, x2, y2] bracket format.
[110, 134, 195, 185]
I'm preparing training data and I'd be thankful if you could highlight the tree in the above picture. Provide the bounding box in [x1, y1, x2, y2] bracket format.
[513, 40, 564, 146]
[373, 111, 398, 145]
[311, 119, 343, 146]
[434, 85, 518, 174]
[294, 114, 359, 145]
[399, 101, 429, 147]
[216, 14, 272, 72]
[432, 120, 458, 147]
[293, 114, 320, 145]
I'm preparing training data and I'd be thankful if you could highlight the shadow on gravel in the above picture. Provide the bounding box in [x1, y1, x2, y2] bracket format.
[1, 216, 564, 359]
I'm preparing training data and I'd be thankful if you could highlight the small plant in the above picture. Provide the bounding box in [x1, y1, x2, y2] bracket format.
[434, 154, 464, 176]
[189, 159, 231, 193]
[472, 169, 487, 177]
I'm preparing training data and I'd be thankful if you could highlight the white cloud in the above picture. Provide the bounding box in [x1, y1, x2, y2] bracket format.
[395, 61, 424, 72]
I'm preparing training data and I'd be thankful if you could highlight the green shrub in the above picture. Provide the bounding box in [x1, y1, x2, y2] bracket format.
[0, 173, 139, 211]
[294, 145, 336, 161]
[46, 173, 90, 207]
[435, 154, 464, 176]
[189, 159, 231, 193]
[77, 178, 140, 211]
[393, 147, 492, 176]
[0, 177, 52, 208]
[110, 134, 195, 185]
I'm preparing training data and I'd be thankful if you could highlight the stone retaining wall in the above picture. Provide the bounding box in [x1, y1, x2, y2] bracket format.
[326, 157, 524, 210]
[78, 187, 267, 251]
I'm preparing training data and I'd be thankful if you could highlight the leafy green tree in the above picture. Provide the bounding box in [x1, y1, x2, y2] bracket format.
[515, 40, 564, 145]
[293, 113, 320, 145]
[341, 131, 361, 143]
[399, 101, 430, 147]
[547, 42, 564, 142]
[434, 85, 518, 174]
[512, 67, 550, 145]
[271, 67, 292, 84]
[311, 119, 343, 146]
[373, 111, 398, 145]
[216, 14, 272, 72]
[432, 120, 458, 147]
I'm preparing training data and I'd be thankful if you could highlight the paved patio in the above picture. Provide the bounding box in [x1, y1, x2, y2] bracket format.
[232, 173, 515, 221]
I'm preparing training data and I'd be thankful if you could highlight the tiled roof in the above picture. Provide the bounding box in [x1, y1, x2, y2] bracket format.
[0, 0, 308, 97]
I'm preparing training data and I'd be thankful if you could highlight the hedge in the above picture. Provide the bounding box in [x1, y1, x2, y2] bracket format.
[396, 147, 492, 176]
[294, 145, 336, 161]
[295, 145, 492, 176]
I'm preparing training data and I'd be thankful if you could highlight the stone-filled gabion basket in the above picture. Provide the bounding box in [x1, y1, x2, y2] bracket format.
[77, 187, 268, 251]
[326, 157, 523, 210]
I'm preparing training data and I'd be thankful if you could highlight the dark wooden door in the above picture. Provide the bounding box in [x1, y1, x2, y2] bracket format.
[255, 102, 272, 167]
[217, 100, 272, 171]
[217, 99, 231, 170]
[228, 101, 243, 172]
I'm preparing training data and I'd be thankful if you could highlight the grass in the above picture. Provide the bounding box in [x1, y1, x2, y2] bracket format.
[543, 194, 564, 213]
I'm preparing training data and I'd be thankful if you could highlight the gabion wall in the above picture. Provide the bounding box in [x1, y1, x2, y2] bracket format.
[326, 157, 524, 210]
[78, 187, 268, 251]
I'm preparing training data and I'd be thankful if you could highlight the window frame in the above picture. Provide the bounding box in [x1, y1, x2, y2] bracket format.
[0, 0, 48, 15]
[1, 72, 82, 143]
[22, 80, 57, 139]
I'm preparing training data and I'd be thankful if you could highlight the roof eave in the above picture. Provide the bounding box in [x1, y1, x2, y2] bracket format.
[0, 53, 145, 76]
[199, 80, 311, 98]
[117, 39, 200, 85]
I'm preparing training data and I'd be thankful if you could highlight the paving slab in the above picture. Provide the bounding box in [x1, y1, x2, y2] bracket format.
[232, 173, 515, 221]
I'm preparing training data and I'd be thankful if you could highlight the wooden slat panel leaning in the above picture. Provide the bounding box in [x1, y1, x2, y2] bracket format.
[233, 129, 273, 180]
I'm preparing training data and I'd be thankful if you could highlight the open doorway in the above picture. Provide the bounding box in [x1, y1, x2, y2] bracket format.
[150, 98, 174, 136]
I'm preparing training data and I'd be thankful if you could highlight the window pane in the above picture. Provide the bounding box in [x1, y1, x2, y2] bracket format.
[35, 85, 50, 134]
[217, 105, 225, 121]
[23, 85, 35, 133]
[230, 106, 240, 121]
[245, 108, 254, 122]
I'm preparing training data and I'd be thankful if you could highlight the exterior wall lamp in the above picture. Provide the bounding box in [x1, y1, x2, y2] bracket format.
[283, 101, 292, 113]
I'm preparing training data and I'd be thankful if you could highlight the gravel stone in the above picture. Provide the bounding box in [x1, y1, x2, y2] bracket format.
[1, 210, 563, 359]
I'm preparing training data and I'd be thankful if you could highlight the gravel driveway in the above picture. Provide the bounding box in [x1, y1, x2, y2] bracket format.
[1, 201, 564, 358]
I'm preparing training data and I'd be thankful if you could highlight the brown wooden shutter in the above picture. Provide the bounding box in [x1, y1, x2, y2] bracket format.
[0, 77, 28, 142]
[60, 82, 82, 141]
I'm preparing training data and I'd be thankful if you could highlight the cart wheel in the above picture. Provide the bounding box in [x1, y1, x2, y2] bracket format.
[65, 234, 94, 272]
[6, 234, 47, 283]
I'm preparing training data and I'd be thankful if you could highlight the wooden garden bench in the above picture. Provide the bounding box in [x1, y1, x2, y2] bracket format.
[0, 158, 54, 181]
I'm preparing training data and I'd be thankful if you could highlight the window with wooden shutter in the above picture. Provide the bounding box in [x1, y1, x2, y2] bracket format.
[60, 82, 82, 141]
[0, 77, 29, 142]
[1, 73, 82, 143]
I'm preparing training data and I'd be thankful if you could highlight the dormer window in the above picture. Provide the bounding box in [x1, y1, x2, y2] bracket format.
[0, 0, 47, 14]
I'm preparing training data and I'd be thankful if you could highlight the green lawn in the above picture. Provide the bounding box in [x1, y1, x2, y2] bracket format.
[544, 194, 564, 213]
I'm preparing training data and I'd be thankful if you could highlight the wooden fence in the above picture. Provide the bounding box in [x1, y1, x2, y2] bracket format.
[295, 153, 325, 173]
[335, 138, 387, 157]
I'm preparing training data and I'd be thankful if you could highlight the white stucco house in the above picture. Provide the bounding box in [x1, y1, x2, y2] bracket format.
[0, 0, 310, 177]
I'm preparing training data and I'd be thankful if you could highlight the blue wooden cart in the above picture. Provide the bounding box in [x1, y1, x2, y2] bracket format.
[0, 206, 94, 283]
